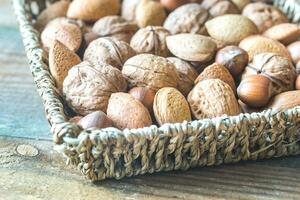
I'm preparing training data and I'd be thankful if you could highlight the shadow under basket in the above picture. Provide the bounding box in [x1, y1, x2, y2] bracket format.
[13, 0, 300, 182]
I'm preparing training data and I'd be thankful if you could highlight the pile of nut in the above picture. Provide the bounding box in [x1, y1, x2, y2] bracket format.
[36, 0, 300, 130]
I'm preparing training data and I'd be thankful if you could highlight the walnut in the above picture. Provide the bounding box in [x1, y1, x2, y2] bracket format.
[130, 26, 171, 57]
[63, 61, 127, 115]
[188, 79, 241, 119]
[83, 37, 136, 70]
[122, 54, 179, 91]
[201, 0, 240, 17]
[167, 57, 198, 96]
[163, 3, 210, 35]
[242, 53, 297, 96]
[242, 2, 288, 33]
[92, 16, 138, 43]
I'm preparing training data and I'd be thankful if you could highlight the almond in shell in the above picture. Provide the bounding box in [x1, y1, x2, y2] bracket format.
[263, 23, 300, 45]
[154, 87, 191, 125]
[266, 90, 300, 111]
[107, 92, 152, 130]
[49, 40, 81, 92]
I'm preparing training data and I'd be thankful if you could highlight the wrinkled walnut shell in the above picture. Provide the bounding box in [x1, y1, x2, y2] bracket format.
[122, 54, 179, 91]
[130, 26, 171, 57]
[63, 61, 127, 115]
[92, 16, 138, 43]
[84, 37, 136, 70]
[164, 3, 210, 34]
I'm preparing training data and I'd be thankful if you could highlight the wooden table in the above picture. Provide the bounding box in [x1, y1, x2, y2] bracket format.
[1, 1, 300, 199]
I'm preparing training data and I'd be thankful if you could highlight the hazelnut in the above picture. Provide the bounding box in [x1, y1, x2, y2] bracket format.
[238, 100, 262, 114]
[129, 87, 156, 111]
[287, 41, 300, 65]
[215, 46, 248, 78]
[296, 75, 300, 90]
[238, 75, 272, 107]
[160, 0, 190, 11]
[78, 111, 113, 130]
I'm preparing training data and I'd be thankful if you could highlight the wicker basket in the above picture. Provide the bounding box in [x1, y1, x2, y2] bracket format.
[13, 0, 300, 182]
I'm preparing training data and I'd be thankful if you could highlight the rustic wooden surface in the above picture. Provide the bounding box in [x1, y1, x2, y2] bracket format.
[1, 0, 300, 199]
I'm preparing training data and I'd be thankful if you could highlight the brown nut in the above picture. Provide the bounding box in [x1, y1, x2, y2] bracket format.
[167, 57, 198, 96]
[160, 0, 190, 11]
[154, 87, 191, 125]
[130, 26, 171, 57]
[237, 75, 272, 107]
[163, 3, 210, 35]
[78, 111, 113, 130]
[41, 18, 82, 52]
[121, 0, 141, 22]
[188, 79, 241, 120]
[215, 45, 248, 77]
[201, 0, 240, 17]
[83, 37, 136, 70]
[63, 61, 127, 115]
[295, 75, 300, 90]
[266, 90, 300, 111]
[263, 23, 300, 45]
[107, 92, 152, 130]
[205, 14, 258, 45]
[35, 0, 70, 31]
[242, 53, 297, 96]
[69, 116, 83, 124]
[122, 54, 179, 91]
[129, 87, 156, 111]
[287, 41, 300, 65]
[67, 0, 120, 22]
[242, 2, 288, 33]
[239, 35, 292, 61]
[238, 100, 262, 114]
[92, 16, 138, 43]
[49, 40, 81, 92]
[136, 0, 167, 28]
[194, 63, 236, 93]
[166, 34, 217, 62]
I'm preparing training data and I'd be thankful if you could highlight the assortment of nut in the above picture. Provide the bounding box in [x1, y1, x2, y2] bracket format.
[37, 0, 300, 130]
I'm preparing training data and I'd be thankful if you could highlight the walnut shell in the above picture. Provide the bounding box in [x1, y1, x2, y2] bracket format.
[201, 0, 240, 17]
[205, 14, 258, 45]
[107, 92, 152, 130]
[83, 37, 136, 70]
[121, 0, 141, 22]
[239, 35, 292, 61]
[188, 79, 241, 119]
[130, 26, 171, 57]
[41, 18, 82, 52]
[49, 40, 81, 92]
[166, 34, 217, 62]
[35, 0, 70, 32]
[122, 54, 179, 91]
[263, 23, 300, 45]
[242, 53, 297, 96]
[242, 2, 288, 33]
[163, 3, 210, 35]
[63, 61, 127, 115]
[154, 87, 192, 125]
[194, 63, 236, 92]
[136, 0, 166, 28]
[167, 57, 198, 96]
[92, 16, 138, 43]
[67, 0, 120, 22]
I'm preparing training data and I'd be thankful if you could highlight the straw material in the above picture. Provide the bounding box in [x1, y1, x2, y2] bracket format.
[13, 0, 300, 182]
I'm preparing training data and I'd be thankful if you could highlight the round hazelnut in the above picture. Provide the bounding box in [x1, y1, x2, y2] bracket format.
[160, 0, 190, 11]
[296, 75, 300, 90]
[238, 75, 272, 107]
[78, 111, 113, 130]
[129, 87, 156, 111]
[215, 46, 248, 78]
[287, 41, 300, 65]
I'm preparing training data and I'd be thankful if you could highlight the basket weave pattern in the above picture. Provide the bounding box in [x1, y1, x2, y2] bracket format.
[13, 0, 300, 181]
